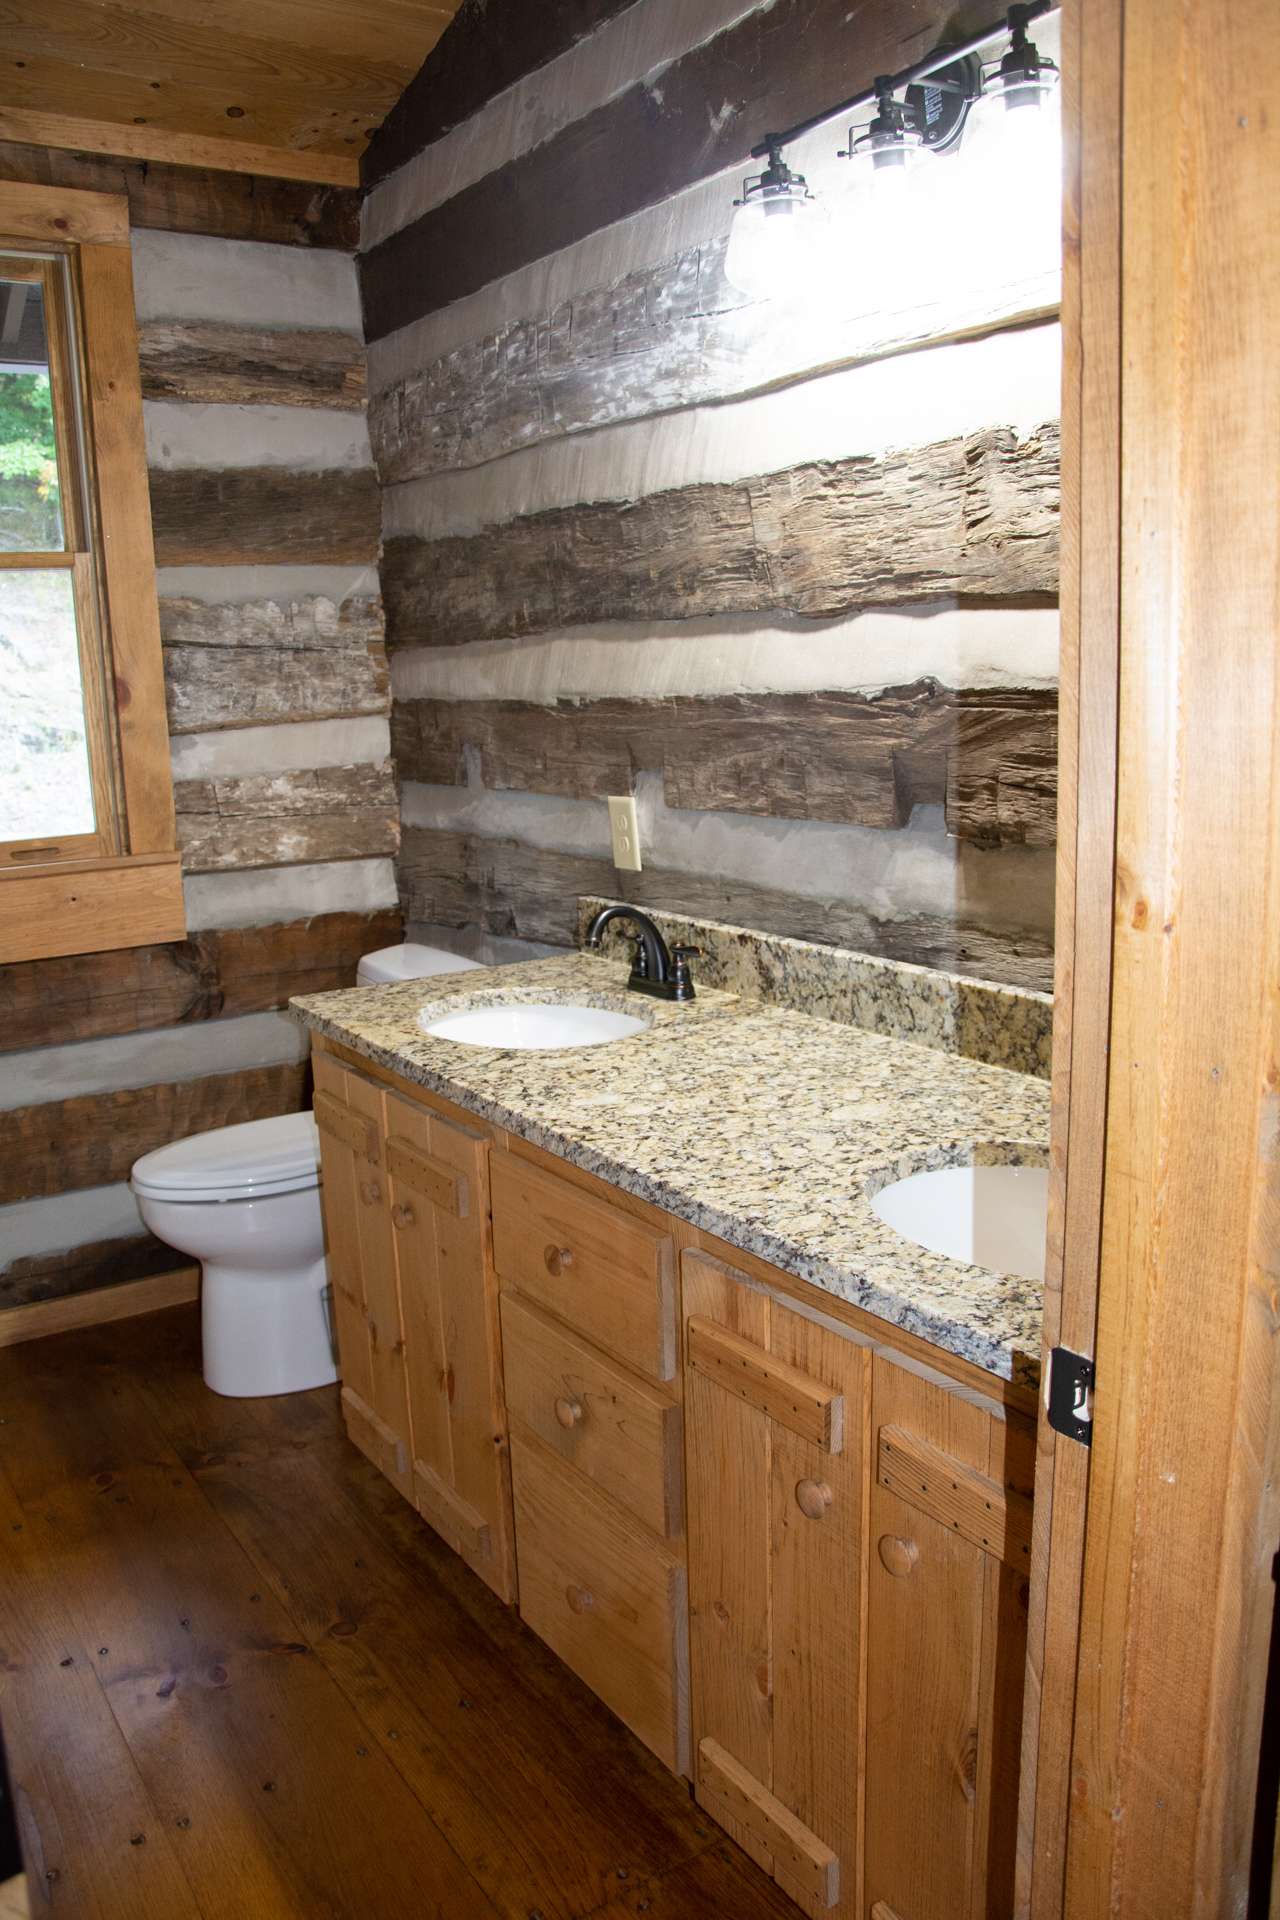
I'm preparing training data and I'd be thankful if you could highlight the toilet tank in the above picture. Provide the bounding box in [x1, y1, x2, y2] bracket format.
[356, 942, 485, 987]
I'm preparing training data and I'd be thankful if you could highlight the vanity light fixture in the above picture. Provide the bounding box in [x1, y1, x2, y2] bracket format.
[723, 0, 1059, 299]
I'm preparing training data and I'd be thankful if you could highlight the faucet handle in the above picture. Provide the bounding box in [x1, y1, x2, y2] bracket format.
[670, 944, 701, 1001]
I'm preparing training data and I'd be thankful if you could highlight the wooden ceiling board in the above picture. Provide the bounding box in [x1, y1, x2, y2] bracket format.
[0, 0, 464, 184]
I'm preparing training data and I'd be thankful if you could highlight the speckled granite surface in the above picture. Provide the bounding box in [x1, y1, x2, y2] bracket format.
[578, 898, 1054, 1079]
[293, 952, 1049, 1388]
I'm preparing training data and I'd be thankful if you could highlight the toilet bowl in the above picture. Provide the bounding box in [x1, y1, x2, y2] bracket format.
[132, 943, 491, 1398]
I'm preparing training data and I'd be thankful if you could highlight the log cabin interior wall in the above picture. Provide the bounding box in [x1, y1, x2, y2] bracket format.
[0, 150, 399, 1314]
[367, 0, 1063, 987]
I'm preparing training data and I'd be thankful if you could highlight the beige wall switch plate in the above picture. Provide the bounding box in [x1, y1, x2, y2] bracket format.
[608, 795, 642, 871]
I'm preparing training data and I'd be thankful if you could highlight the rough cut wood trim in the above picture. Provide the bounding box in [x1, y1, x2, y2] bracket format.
[0, 140, 359, 246]
[397, 827, 1055, 992]
[363, 0, 641, 189]
[161, 593, 388, 732]
[174, 760, 400, 873]
[0, 1231, 192, 1311]
[148, 467, 380, 566]
[0, 908, 402, 1053]
[139, 321, 366, 409]
[370, 231, 1059, 483]
[359, 0, 953, 339]
[0, 108, 360, 188]
[0, 1266, 200, 1343]
[0, 1059, 309, 1204]
[382, 426, 1060, 647]
[392, 685, 1059, 845]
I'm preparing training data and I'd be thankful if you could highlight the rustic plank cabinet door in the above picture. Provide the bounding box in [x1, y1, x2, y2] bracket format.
[312, 1053, 415, 1505]
[683, 1250, 869, 1918]
[863, 1357, 1033, 1920]
[383, 1088, 515, 1603]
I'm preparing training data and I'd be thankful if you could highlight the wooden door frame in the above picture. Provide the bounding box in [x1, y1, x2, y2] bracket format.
[1023, 0, 1280, 1911]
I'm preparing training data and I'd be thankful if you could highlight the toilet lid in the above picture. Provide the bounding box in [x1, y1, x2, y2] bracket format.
[131, 1111, 321, 1203]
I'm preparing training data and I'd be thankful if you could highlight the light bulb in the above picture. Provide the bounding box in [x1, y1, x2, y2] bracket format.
[724, 187, 830, 302]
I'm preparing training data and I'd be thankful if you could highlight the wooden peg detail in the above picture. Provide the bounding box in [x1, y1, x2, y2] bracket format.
[877, 1533, 920, 1578]
[877, 1425, 1033, 1568]
[795, 1478, 833, 1520]
[385, 1135, 467, 1215]
[314, 1091, 379, 1163]
[686, 1315, 844, 1452]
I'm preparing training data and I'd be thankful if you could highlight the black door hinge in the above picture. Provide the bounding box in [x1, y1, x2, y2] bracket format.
[1047, 1346, 1095, 1445]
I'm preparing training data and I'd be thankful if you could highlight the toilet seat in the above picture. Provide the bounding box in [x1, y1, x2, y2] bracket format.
[131, 1111, 321, 1205]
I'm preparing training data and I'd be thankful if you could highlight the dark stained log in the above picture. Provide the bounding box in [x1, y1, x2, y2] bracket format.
[381, 426, 1060, 647]
[0, 908, 403, 1053]
[360, 0, 953, 339]
[0, 1060, 309, 1205]
[398, 827, 1055, 993]
[174, 760, 400, 872]
[0, 1232, 187, 1309]
[160, 592, 388, 732]
[363, 0, 643, 189]
[0, 139, 359, 245]
[139, 322, 366, 409]
[392, 685, 1059, 845]
[369, 234, 1058, 485]
[148, 467, 380, 566]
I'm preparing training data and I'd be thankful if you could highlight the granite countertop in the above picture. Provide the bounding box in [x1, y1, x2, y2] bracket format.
[292, 953, 1050, 1390]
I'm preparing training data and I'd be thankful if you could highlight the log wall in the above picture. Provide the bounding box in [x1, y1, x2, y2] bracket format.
[0, 167, 401, 1313]
[364, 0, 1063, 989]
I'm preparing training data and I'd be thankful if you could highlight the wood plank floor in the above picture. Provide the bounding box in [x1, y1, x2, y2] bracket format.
[0, 1306, 799, 1920]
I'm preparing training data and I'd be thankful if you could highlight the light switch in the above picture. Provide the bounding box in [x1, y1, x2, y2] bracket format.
[608, 795, 642, 871]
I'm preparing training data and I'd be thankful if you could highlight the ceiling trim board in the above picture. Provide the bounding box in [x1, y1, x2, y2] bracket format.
[0, 106, 361, 188]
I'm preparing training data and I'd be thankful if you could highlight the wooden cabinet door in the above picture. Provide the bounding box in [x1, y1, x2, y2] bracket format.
[683, 1250, 869, 1918]
[863, 1357, 1034, 1920]
[313, 1051, 414, 1505]
[383, 1088, 515, 1603]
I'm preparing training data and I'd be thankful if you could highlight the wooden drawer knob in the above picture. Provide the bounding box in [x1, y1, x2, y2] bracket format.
[554, 1396, 584, 1430]
[795, 1478, 833, 1521]
[359, 1178, 382, 1206]
[566, 1584, 594, 1614]
[391, 1201, 415, 1230]
[878, 1534, 921, 1578]
[544, 1244, 575, 1277]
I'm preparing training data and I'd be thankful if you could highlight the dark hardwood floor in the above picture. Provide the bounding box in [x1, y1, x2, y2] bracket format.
[0, 1306, 797, 1920]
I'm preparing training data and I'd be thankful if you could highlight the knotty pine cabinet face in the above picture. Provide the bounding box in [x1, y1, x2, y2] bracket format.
[312, 1052, 515, 1602]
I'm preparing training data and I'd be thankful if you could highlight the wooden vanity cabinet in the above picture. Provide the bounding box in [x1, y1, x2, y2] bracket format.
[312, 1050, 515, 1602]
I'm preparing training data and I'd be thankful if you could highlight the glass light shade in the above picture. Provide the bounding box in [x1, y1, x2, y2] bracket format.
[723, 186, 830, 301]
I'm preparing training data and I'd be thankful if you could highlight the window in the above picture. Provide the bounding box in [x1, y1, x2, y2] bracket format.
[0, 183, 184, 963]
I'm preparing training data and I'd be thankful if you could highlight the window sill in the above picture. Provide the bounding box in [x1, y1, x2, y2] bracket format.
[0, 851, 187, 963]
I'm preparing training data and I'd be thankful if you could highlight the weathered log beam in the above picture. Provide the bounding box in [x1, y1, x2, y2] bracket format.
[393, 685, 1058, 846]
[148, 467, 380, 567]
[397, 827, 1054, 993]
[382, 426, 1060, 646]
[370, 237, 1058, 486]
[140, 321, 366, 409]
[0, 140, 358, 245]
[174, 761, 400, 873]
[160, 593, 389, 733]
[0, 1231, 187, 1309]
[360, 0, 952, 338]
[0, 1061, 309, 1205]
[0, 909, 403, 1054]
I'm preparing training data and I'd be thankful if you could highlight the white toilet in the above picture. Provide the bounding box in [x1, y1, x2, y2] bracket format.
[131, 941, 484, 1398]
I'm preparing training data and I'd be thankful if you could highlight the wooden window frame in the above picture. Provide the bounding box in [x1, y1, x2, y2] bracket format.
[0, 181, 184, 963]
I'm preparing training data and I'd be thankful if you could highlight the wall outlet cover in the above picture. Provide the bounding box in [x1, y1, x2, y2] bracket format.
[608, 794, 642, 871]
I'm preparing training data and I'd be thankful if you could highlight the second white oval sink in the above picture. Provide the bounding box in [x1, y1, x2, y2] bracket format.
[422, 1002, 651, 1050]
[870, 1163, 1049, 1282]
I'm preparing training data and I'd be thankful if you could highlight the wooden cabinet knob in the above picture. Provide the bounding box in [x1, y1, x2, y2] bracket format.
[554, 1396, 584, 1429]
[391, 1201, 415, 1230]
[359, 1178, 382, 1206]
[795, 1478, 833, 1520]
[566, 1584, 594, 1614]
[878, 1533, 920, 1578]
[544, 1244, 574, 1277]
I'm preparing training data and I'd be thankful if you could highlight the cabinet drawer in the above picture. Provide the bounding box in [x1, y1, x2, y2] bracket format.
[502, 1294, 682, 1538]
[511, 1434, 689, 1775]
[491, 1153, 676, 1381]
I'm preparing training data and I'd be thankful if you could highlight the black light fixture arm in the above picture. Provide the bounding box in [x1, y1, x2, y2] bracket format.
[748, 0, 1057, 161]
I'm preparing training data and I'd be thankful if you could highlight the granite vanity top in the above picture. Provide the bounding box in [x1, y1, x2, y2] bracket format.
[292, 952, 1050, 1390]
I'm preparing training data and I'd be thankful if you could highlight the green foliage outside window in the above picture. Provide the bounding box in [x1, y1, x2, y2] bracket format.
[0, 370, 62, 551]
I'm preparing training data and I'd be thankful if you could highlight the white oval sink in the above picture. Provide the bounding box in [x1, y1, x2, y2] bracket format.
[870, 1163, 1049, 1281]
[421, 1002, 651, 1050]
